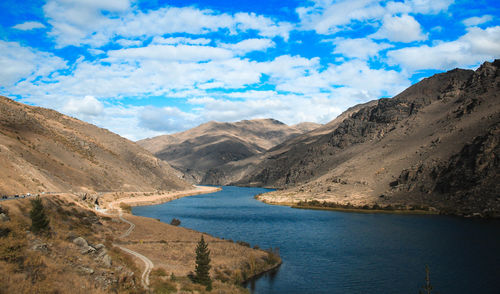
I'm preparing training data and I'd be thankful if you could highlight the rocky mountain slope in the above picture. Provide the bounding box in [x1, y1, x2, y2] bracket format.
[137, 119, 320, 183]
[216, 60, 500, 217]
[0, 96, 191, 195]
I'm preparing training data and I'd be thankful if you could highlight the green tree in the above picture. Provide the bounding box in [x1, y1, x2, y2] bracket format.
[194, 235, 212, 291]
[419, 265, 433, 294]
[30, 196, 49, 234]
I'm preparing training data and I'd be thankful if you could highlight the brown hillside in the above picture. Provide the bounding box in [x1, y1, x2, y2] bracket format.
[238, 60, 499, 217]
[0, 96, 191, 195]
[137, 118, 320, 183]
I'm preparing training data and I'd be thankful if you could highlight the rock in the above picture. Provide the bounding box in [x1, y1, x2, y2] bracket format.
[101, 254, 112, 268]
[76, 265, 94, 275]
[31, 239, 50, 253]
[80, 245, 96, 255]
[73, 236, 88, 248]
[31, 243, 49, 253]
[94, 244, 105, 251]
[0, 213, 9, 222]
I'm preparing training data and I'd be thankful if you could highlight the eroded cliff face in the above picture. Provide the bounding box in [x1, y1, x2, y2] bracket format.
[235, 60, 499, 217]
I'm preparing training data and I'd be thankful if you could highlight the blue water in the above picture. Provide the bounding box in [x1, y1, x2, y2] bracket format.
[132, 186, 500, 294]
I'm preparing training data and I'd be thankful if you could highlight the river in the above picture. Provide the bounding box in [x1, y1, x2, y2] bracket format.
[132, 186, 500, 294]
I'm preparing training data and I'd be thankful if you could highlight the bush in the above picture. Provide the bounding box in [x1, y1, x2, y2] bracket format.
[119, 203, 132, 213]
[170, 218, 181, 226]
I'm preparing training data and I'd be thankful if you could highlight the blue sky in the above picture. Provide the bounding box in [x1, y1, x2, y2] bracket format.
[0, 0, 499, 140]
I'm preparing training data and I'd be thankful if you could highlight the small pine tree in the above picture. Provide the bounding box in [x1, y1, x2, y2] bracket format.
[30, 196, 49, 234]
[419, 265, 433, 294]
[194, 235, 212, 291]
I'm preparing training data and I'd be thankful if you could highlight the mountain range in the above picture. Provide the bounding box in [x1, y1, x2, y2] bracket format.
[141, 60, 500, 217]
[137, 119, 320, 183]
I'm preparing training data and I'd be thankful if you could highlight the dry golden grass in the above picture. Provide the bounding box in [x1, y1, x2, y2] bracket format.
[0, 192, 280, 294]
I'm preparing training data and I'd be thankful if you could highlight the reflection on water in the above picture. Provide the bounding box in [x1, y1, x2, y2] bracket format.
[133, 186, 500, 294]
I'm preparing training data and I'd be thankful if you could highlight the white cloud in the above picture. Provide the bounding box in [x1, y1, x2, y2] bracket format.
[297, 0, 385, 34]
[43, 2, 292, 48]
[43, 0, 130, 48]
[220, 38, 275, 55]
[115, 39, 143, 47]
[151, 37, 211, 45]
[226, 90, 278, 99]
[392, 0, 454, 15]
[387, 26, 500, 70]
[331, 37, 392, 59]
[277, 60, 409, 98]
[138, 106, 198, 133]
[63, 95, 104, 117]
[462, 15, 494, 27]
[0, 41, 66, 86]
[12, 21, 46, 30]
[371, 14, 427, 42]
[106, 44, 233, 62]
[296, 0, 453, 34]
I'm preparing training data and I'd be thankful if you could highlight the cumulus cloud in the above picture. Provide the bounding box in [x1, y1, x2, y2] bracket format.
[370, 14, 427, 42]
[219, 38, 275, 55]
[12, 21, 46, 30]
[387, 26, 500, 70]
[63, 95, 104, 117]
[106, 44, 233, 62]
[462, 15, 493, 27]
[296, 0, 453, 34]
[138, 106, 198, 133]
[115, 39, 143, 47]
[331, 37, 392, 59]
[0, 41, 66, 86]
[43, 0, 130, 47]
[43, 1, 292, 48]
[151, 37, 211, 45]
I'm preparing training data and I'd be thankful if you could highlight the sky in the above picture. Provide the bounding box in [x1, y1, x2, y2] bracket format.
[0, 0, 499, 140]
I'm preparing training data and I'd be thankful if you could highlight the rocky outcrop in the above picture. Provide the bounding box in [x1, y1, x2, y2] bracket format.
[242, 60, 499, 217]
[73, 236, 112, 267]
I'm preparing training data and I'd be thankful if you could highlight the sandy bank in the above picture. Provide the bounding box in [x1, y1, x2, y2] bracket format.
[102, 185, 221, 211]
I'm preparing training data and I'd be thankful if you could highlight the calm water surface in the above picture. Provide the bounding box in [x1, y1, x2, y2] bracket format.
[132, 186, 500, 294]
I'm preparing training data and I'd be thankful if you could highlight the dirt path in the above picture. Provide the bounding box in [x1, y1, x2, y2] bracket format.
[116, 244, 154, 288]
[99, 186, 221, 289]
[114, 210, 153, 289]
[118, 210, 136, 238]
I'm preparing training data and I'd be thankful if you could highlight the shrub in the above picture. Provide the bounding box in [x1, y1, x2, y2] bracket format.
[170, 218, 181, 226]
[119, 203, 132, 213]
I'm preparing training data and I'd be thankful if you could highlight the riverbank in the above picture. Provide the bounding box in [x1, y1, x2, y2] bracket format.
[101, 185, 221, 211]
[96, 185, 282, 292]
[256, 195, 439, 215]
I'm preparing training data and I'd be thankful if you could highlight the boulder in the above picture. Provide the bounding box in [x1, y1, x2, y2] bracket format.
[73, 236, 88, 247]
[0, 213, 9, 222]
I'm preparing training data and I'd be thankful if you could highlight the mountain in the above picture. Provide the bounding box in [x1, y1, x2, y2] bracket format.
[216, 60, 500, 217]
[0, 96, 191, 195]
[137, 119, 320, 183]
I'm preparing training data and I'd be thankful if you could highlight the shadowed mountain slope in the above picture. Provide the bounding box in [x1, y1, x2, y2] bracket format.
[0, 96, 191, 195]
[137, 119, 320, 183]
[212, 60, 500, 217]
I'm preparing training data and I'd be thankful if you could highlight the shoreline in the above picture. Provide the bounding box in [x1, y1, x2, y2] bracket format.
[257, 198, 439, 216]
[101, 185, 284, 289]
[291, 204, 439, 215]
[103, 185, 222, 211]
